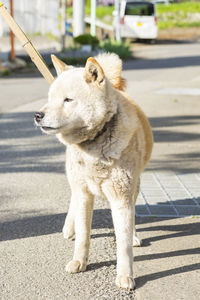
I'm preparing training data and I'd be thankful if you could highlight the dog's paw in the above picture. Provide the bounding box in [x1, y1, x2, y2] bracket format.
[133, 235, 142, 247]
[62, 224, 75, 240]
[115, 275, 135, 290]
[65, 260, 86, 273]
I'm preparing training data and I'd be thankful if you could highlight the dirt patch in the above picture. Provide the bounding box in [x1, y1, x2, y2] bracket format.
[158, 27, 200, 41]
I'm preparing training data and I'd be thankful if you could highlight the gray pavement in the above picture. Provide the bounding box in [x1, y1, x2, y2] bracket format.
[0, 41, 200, 299]
[0, 77, 49, 113]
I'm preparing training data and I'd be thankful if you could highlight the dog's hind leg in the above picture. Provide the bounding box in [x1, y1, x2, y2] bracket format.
[63, 195, 76, 239]
[66, 188, 94, 273]
[133, 178, 142, 247]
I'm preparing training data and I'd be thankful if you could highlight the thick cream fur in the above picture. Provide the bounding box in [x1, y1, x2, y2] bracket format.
[38, 53, 153, 290]
[95, 52, 126, 90]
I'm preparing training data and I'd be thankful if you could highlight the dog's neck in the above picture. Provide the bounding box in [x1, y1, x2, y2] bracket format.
[81, 111, 117, 146]
[76, 111, 118, 164]
[91, 112, 117, 142]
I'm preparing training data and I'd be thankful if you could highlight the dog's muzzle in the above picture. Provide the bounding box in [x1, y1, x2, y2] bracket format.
[34, 111, 61, 133]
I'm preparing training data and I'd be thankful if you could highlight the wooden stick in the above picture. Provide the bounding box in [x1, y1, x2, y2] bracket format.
[9, 0, 15, 61]
[0, 1, 54, 85]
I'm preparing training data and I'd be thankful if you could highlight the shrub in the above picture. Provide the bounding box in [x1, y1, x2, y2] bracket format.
[74, 34, 99, 49]
[1, 69, 10, 76]
[60, 56, 87, 66]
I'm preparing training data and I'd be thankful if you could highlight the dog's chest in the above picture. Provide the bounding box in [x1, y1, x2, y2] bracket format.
[67, 146, 110, 196]
[78, 157, 109, 179]
[79, 160, 109, 196]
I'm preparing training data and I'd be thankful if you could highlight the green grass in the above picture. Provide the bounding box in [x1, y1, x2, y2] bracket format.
[158, 20, 200, 30]
[157, 2, 200, 29]
[86, 5, 114, 19]
[67, 5, 114, 19]
[157, 2, 200, 15]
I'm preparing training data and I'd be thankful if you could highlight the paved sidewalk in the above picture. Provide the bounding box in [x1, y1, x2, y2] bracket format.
[137, 171, 200, 217]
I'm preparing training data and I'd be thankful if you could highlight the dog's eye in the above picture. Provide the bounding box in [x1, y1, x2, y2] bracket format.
[64, 97, 73, 103]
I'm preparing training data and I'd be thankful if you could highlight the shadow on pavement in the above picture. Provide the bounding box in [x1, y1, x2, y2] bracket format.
[87, 260, 116, 271]
[137, 220, 200, 246]
[1, 208, 199, 242]
[0, 209, 113, 242]
[1, 209, 199, 287]
[1, 112, 200, 174]
[150, 115, 200, 143]
[149, 115, 200, 128]
[135, 247, 200, 262]
[0, 213, 65, 242]
[153, 130, 200, 143]
[149, 154, 200, 174]
[148, 115, 200, 173]
[0, 111, 65, 173]
[0, 112, 41, 140]
[135, 263, 200, 289]
[123, 55, 200, 70]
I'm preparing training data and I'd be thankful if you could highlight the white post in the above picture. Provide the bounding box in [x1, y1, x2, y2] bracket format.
[114, 0, 121, 42]
[73, 0, 85, 37]
[90, 0, 96, 36]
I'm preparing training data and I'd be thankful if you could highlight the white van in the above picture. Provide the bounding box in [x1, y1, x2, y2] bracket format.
[119, 0, 158, 41]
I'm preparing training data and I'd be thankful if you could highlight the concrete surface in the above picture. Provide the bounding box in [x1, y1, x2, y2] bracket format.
[0, 36, 60, 61]
[0, 41, 200, 299]
[0, 77, 49, 113]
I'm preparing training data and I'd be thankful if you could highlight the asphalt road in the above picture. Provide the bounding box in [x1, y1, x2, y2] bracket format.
[1, 41, 200, 299]
[1, 41, 200, 112]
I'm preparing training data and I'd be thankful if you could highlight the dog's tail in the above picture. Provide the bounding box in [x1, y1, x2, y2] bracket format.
[95, 53, 126, 91]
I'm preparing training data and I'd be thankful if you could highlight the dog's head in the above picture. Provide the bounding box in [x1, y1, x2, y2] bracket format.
[35, 55, 117, 144]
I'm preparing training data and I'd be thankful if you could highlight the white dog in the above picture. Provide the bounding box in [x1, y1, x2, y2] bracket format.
[35, 53, 153, 290]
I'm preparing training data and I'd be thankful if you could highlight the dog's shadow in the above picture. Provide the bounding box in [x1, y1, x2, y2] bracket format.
[1, 209, 200, 289]
[0, 209, 113, 242]
[87, 260, 116, 271]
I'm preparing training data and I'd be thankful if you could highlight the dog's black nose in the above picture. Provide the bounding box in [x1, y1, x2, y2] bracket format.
[35, 111, 45, 122]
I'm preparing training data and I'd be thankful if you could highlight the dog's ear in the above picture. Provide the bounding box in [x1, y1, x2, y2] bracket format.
[84, 57, 105, 86]
[51, 54, 68, 76]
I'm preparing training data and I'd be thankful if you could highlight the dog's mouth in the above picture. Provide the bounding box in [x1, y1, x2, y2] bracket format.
[40, 126, 61, 133]
[42, 126, 59, 130]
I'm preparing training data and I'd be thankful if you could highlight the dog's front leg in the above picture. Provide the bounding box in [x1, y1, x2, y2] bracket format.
[63, 194, 76, 239]
[110, 199, 135, 290]
[65, 189, 94, 273]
